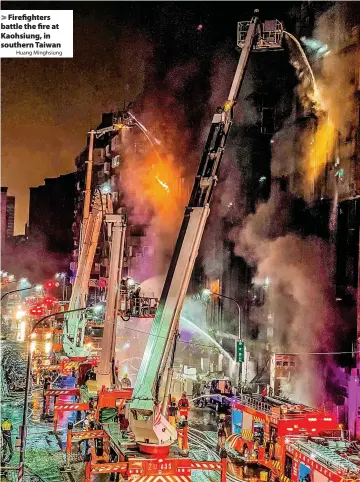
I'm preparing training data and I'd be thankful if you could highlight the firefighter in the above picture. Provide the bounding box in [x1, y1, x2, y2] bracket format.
[120, 373, 131, 388]
[1, 418, 13, 460]
[43, 376, 51, 394]
[83, 414, 91, 431]
[178, 392, 189, 419]
[168, 398, 178, 428]
[85, 366, 96, 381]
[42, 376, 51, 413]
[50, 350, 56, 365]
[177, 415, 187, 451]
[119, 408, 129, 435]
[217, 413, 228, 450]
[88, 411, 95, 430]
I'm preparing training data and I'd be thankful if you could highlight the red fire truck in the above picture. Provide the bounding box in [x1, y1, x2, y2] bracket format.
[227, 394, 360, 482]
[227, 394, 340, 459]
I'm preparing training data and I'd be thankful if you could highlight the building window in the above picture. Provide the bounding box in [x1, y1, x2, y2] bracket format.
[130, 226, 146, 237]
[112, 155, 120, 168]
[261, 107, 275, 134]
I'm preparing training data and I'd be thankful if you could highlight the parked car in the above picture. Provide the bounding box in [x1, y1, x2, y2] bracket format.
[207, 394, 232, 414]
[205, 378, 233, 413]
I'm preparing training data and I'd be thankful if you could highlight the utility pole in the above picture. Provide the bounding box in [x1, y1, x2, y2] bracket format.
[203, 289, 243, 390]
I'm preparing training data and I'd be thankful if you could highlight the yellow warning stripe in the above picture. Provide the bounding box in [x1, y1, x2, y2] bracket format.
[272, 460, 281, 471]
[280, 475, 290, 482]
[241, 429, 254, 441]
[254, 416, 266, 423]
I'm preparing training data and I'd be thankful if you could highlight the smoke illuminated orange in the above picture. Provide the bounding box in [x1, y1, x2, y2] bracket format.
[304, 116, 336, 190]
[141, 151, 184, 216]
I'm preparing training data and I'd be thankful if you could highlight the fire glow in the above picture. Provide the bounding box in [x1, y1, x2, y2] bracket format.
[304, 115, 336, 191]
[155, 175, 170, 193]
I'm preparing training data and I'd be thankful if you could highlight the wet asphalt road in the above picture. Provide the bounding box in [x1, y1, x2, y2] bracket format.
[189, 407, 218, 432]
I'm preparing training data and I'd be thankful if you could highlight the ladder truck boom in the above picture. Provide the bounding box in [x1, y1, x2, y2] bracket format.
[63, 192, 106, 357]
[62, 116, 134, 359]
[128, 12, 268, 453]
[96, 212, 127, 389]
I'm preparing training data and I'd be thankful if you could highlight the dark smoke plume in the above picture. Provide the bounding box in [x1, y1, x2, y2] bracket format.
[230, 187, 343, 405]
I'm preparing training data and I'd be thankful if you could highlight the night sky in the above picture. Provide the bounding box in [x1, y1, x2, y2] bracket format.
[2, 1, 296, 234]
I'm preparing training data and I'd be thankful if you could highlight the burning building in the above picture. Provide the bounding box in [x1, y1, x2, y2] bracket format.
[71, 109, 189, 299]
[191, 1, 360, 402]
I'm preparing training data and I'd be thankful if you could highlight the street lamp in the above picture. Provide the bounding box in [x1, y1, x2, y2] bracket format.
[1, 286, 35, 302]
[202, 288, 242, 340]
[18, 305, 100, 482]
[203, 288, 244, 391]
[15, 309, 26, 321]
[55, 273, 67, 301]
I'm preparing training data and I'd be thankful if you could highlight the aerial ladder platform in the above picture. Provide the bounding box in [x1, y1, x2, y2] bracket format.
[60, 11, 285, 481]
[127, 11, 284, 456]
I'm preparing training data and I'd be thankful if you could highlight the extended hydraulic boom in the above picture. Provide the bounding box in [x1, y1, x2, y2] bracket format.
[128, 11, 283, 454]
[63, 192, 107, 357]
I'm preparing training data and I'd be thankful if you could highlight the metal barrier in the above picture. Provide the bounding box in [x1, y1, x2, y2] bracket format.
[54, 402, 89, 432]
[236, 394, 272, 414]
[43, 388, 80, 415]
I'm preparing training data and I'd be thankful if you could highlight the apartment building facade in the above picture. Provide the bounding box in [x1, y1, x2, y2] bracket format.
[71, 111, 189, 295]
[1, 187, 15, 242]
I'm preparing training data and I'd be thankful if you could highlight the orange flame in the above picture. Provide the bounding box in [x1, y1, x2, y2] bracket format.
[155, 175, 170, 193]
[304, 116, 336, 190]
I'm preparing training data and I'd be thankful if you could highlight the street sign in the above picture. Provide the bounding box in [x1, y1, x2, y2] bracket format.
[236, 340, 245, 363]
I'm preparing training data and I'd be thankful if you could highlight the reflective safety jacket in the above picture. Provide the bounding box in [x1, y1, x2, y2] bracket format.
[1, 420, 12, 432]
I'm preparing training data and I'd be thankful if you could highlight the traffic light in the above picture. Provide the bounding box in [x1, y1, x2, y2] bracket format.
[236, 340, 245, 363]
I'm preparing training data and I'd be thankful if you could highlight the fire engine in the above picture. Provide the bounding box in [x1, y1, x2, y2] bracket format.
[50, 11, 286, 482]
[72, 10, 283, 481]
[226, 394, 360, 482]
